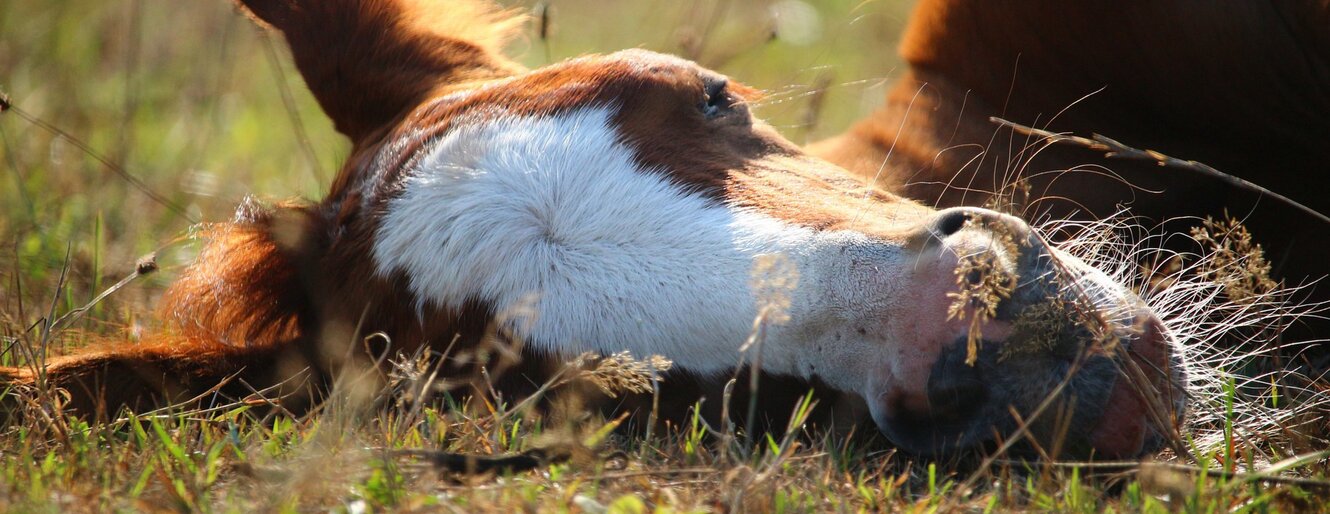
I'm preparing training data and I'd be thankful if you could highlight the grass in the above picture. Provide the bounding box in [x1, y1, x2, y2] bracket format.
[3, 350, 1322, 513]
[2, 0, 1329, 512]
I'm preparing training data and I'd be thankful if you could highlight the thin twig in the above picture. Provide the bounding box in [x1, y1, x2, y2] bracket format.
[989, 116, 1330, 225]
[0, 98, 196, 222]
[48, 253, 156, 332]
[258, 30, 324, 188]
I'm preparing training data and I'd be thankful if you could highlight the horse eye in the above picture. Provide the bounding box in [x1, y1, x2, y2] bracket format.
[700, 77, 732, 118]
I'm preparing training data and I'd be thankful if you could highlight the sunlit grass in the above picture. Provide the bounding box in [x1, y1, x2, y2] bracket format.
[4, 344, 1322, 512]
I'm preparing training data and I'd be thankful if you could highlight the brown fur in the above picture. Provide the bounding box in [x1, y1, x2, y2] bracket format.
[239, 0, 526, 145]
[810, 0, 1330, 320]
[815, 0, 1330, 208]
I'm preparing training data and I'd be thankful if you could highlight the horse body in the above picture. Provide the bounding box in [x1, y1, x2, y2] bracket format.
[812, 0, 1330, 296]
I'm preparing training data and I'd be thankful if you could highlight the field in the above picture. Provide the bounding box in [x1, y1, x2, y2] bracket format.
[2, 0, 1328, 512]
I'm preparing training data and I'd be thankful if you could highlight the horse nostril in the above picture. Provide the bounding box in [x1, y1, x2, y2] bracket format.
[928, 207, 1033, 241]
[926, 345, 988, 421]
[933, 208, 972, 237]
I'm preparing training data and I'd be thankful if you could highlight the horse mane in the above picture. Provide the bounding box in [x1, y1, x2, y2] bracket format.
[159, 198, 317, 349]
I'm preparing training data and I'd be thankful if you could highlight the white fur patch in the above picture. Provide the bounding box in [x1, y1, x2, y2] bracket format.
[372, 106, 859, 376]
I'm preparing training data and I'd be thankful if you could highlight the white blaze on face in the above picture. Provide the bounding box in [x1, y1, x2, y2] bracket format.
[372, 106, 892, 379]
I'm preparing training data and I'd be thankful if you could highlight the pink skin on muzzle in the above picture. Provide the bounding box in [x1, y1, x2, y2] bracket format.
[1090, 317, 1177, 458]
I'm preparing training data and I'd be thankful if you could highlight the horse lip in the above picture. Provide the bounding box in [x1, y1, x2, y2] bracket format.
[1089, 314, 1186, 457]
[870, 337, 1000, 456]
[873, 411, 977, 457]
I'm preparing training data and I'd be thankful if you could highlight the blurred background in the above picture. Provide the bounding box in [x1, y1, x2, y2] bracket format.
[0, 0, 914, 347]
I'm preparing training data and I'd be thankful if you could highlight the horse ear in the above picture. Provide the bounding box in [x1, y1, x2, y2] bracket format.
[235, 0, 528, 145]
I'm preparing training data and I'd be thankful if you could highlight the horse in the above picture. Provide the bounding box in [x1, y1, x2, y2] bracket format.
[1, 0, 1193, 460]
